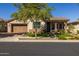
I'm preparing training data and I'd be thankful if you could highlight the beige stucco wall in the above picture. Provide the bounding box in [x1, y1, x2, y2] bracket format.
[26, 20, 33, 32]
[27, 20, 45, 32]
[7, 23, 11, 33]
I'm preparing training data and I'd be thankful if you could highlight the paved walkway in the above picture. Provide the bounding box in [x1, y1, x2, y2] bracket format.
[0, 37, 18, 41]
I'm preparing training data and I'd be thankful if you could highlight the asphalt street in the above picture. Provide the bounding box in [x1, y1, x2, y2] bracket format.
[0, 42, 79, 56]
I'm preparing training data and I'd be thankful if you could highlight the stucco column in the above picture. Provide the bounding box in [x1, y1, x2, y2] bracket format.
[64, 22, 67, 32]
[7, 23, 11, 33]
[55, 23, 57, 32]
[50, 22, 52, 32]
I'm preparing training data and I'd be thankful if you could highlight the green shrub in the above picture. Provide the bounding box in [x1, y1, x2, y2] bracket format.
[57, 32, 71, 40]
[37, 33, 49, 37]
[26, 32, 35, 37]
[57, 34, 67, 40]
[58, 30, 65, 34]
[26, 31, 74, 40]
[26, 32, 50, 37]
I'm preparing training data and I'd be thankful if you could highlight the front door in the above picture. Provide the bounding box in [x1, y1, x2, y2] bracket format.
[46, 22, 50, 32]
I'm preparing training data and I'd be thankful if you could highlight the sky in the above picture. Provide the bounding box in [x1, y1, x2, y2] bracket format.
[0, 3, 79, 22]
[48, 3, 79, 22]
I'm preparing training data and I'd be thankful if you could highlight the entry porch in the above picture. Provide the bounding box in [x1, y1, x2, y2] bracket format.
[46, 21, 68, 32]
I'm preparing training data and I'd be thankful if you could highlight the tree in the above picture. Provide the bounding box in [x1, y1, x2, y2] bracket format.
[68, 24, 75, 33]
[11, 3, 53, 37]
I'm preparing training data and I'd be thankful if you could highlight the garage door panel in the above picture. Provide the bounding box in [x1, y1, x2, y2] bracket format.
[12, 24, 27, 33]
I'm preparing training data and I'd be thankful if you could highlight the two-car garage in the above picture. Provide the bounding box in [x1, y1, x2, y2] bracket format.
[11, 24, 27, 33]
[7, 19, 28, 33]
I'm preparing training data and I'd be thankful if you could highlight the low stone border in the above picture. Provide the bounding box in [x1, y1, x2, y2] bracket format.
[19, 37, 58, 40]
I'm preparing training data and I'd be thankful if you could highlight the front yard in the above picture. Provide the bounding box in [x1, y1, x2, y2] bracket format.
[23, 30, 79, 40]
[0, 30, 79, 40]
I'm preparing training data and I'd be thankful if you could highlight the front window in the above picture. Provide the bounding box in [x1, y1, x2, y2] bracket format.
[57, 23, 64, 30]
[33, 22, 40, 28]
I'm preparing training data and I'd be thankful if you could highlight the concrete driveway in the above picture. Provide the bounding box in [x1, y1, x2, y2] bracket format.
[0, 33, 23, 38]
[0, 42, 79, 56]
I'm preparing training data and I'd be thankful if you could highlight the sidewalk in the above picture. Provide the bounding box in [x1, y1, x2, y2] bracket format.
[0, 36, 79, 42]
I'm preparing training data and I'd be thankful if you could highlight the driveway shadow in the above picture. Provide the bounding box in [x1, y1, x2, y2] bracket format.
[0, 33, 23, 38]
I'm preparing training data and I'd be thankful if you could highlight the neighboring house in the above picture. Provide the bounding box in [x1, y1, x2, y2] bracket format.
[7, 17, 69, 33]
[69, 20, 79, 34]
[0, 18, 7, 32]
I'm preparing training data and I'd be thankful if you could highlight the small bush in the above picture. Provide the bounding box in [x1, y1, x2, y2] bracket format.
[26, 32, 50, 37]
[57, 30, 66, 35]
[26, 32, 35, 37]
[37, 33, 49, 37]
[57, 32, 71, 40]
[57, 34, 67, 40]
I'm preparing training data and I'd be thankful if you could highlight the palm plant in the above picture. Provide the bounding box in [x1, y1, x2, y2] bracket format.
[11, 3, 53, 37]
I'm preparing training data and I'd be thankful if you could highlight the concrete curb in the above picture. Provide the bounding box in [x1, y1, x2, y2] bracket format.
[0, 40, 79, 42]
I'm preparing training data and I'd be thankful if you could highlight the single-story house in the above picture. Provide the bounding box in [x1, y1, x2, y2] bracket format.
[7, 17, 69, 33]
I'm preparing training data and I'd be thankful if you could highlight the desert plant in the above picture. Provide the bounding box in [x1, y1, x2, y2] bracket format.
[58, 30, 66, 34]
[57, 34, 67, 40]
[37, 33, 49, 37]
[26, 32, 53, 37]
[57, 31, 71, 40]
[26, 32, 35, 37]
